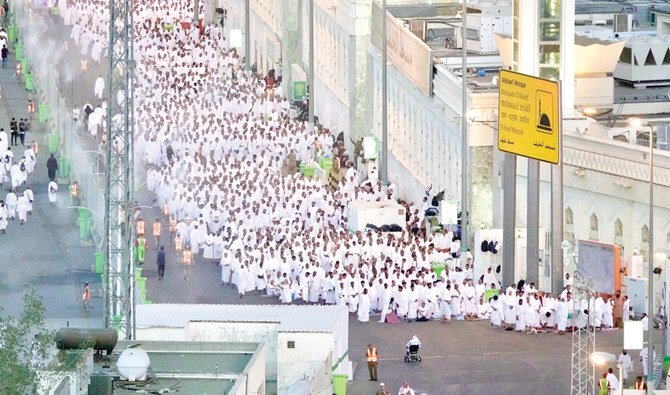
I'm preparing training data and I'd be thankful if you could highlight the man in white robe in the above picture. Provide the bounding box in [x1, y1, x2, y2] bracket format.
[357, 288, 371, 322]
[17, 195, 29, 225]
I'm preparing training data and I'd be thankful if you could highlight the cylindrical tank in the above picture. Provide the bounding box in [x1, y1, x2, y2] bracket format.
[55, 328, 118, 353]
[117, 348, 150, 381]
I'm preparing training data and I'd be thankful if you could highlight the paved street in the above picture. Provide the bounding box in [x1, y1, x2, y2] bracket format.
[0, 40, 101, 327]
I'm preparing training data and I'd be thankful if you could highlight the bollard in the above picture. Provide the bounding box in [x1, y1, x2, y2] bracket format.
[25, 74, 33, 91]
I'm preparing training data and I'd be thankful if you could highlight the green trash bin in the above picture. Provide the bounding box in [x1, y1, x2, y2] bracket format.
[8, 26, 15, 44]
[332, 374, 347, 395]
[58, 158, 70, 179]
[48, 133, 59, 153]
[14, 43, 21, 60]
[94, 252, 104, 274]
[663, 355, 670, 376]
[38, 104, 48, 123]
[78, 217, 91, 240]
[136, 277, 147, 294]
[25, 74, 33, 92]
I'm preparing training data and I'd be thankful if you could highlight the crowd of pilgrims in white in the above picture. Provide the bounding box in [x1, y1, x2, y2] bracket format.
[60, 0, 634, 333]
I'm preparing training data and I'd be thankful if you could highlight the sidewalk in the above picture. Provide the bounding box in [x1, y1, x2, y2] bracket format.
[0, 29, 101, 326]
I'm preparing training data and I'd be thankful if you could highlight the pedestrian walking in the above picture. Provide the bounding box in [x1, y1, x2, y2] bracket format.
[82, 283, 91, 314]
[1, 45, 8, 69]
[366, 343, 378, 381]
[47, 180, 58, 206]
[182, 246, 192, 280]
[46, 153, 58, 181]
[156, 246, 166, 280]
[152, 218, 161, 249]
[135, 234, 147, 265]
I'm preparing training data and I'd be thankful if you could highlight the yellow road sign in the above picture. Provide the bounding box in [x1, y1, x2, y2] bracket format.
[497, 69, 560, 164]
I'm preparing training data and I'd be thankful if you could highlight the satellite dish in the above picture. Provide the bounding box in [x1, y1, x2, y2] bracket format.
[117, 347, 150, 381]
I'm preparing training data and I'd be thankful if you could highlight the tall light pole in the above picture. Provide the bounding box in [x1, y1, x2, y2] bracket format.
[380, 0, 388, 185]
[194, 0, 199, 23]
[308, 0, 315, 127]
[629, 117, 655, 387]
[245, 0, 250, 71]
[460, 0, 470, 255]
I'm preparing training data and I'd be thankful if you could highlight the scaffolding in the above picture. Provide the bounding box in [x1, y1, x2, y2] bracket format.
[570, 272, 596, 395]
[103, 0, 135, 339]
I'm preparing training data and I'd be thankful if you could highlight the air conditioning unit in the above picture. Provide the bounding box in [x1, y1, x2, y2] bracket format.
[614, 14, 632, 33]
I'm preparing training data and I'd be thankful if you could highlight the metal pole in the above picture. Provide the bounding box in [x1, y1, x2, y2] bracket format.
[648, 124, 654, 388]
[308, 0, 315, 127]
[551, 114, 564, 293]
[244, 0, 250, 71]
[194, 0, 199, 23]
[502, 153, 516, 287]
[526, 160, 540, 286]
[460, 0, 469, 254]
[380, 0, 388, 185]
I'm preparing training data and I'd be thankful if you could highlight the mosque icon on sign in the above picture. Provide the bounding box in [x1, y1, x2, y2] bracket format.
[536, 89, 554, 134]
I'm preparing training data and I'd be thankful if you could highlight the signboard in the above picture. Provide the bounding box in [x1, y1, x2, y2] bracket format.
[293, 81, 307, 101]
[497, 69, 560, 164]
[229, 29, 243, 48]
[371, 3, 433, 95]
[623, 321, 643, 350]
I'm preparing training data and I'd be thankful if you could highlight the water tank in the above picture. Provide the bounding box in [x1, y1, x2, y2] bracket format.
[117, 348, 150, 381]
[56, 328, 118, 353]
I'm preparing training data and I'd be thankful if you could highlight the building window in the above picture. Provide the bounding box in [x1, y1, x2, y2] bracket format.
[619, 47, 632, 64]
[644, 50, 657, 66]
[565, 207, 574, 225]
[615, 218, 623, 238]
[539, 22, 560, 41]
[539, 0, 561, 19]
[589, 213, 599, 241]
[539, 44, 560, 65]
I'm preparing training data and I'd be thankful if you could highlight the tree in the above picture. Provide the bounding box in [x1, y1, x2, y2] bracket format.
[0, 288, 53, 395]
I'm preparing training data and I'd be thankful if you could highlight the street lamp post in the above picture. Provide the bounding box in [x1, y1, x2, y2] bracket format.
[628, 117, 655, 387]
[461, 0, 470, 256]
[655, 249, 670, 362]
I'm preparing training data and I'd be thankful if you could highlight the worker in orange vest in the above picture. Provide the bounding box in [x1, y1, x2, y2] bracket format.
[162, 203, 169, 221]
[366, 344, 378, 381]
[136, 217, 145, 236]
[152, 218, 161, 249]
[174, 233, 183, 256]
[69, 181, 80, 205]
[182, 246, 192, 280]
[31, 140, 38, 155]
[82, 282, 91, 314]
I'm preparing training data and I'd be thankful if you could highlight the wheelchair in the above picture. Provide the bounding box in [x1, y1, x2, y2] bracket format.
[404, 344, 421, 362]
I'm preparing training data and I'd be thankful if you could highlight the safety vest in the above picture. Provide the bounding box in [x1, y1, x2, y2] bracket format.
[136, 237, 146, 249]
[32, 142, 38, 155]
[183, 249, 192, 265]
[366, 347, 378, 362]
[169, 218, 177, 232]
[175, 236, 183, 251]
[70, 183, 78, 197]
[162, 203, 169, 215]
[82, 287, 90, 301]
[27, 101, 35, 113]
[136, 220, 145, 235]
[635, 381, 646, 390]
[15, 63, 20, 74]
[152, 221, 161, 236]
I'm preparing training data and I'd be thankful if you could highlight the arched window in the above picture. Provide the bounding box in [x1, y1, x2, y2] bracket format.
[589, 213, 599, 241]
[565, 207, 574, 226]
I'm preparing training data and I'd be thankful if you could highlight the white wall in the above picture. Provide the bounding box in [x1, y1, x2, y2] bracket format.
[232, 344, 267, 395]
[277, 332, 333, 394]
[186, 322, 279, 380]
